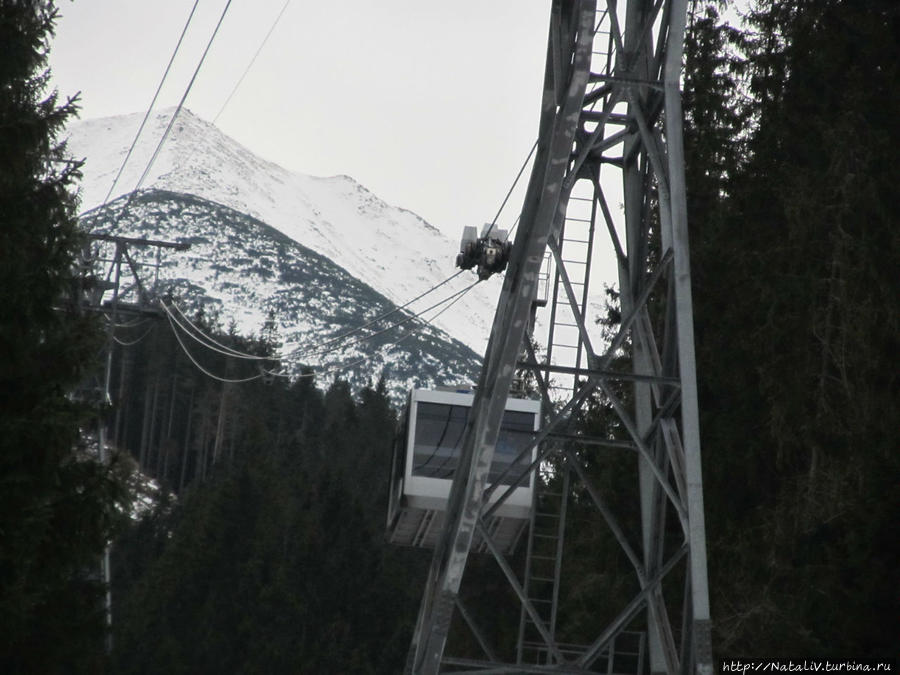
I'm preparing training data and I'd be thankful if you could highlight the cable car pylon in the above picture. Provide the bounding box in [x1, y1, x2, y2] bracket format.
[403, 0, 712, 672]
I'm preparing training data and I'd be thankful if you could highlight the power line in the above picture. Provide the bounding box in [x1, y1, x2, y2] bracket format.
[162, 271, 481, 386]
[133, 0, 235, 194]
[288, 279, 481, 362]
[284, 269, 466, 358]
[162, 300, 277, 362]
[162, 268, 467, 366]
[158, 267, 470, 375]
[290, 277, 481, 381]
[164, 309, 266, 384]
[101, 0, 201, 206]
[484, 139, 538, 239]
[112, 324, 156, 347]
[213, 0, 292, 124]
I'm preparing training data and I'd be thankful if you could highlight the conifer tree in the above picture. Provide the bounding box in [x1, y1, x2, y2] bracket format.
[0, 2, 126, 669]
[683, 0, 899, 655]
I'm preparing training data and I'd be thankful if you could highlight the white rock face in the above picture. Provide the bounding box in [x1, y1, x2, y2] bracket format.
[67, 108, 504, 356]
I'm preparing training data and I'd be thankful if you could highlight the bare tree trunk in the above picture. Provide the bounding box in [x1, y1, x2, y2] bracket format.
[113, 345, 129, 449]
[196, 390, 210, 483]
[179, 384, 195, 492]
[160, 374, 178, 484]
[138, 377, 153, 469]
[149, 375, 161, 477]
[227, 413, 237, 468]
[212, 382, 228, 466]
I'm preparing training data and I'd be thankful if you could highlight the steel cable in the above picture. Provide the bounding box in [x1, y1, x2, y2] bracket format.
[287, 276, 480, 381]
[133, 0, 234, 194]
[101, 0, 201, 206]
[287, 279, 480, 363]
[213, 0, 292, 124]
[112, 324, 156, 347]
[160, 268, 468, 366]
[483, 139, 537, 239]
[282, 269, 466, 359]
[164, 309, 265, 384]
[162, 300, 277, 361]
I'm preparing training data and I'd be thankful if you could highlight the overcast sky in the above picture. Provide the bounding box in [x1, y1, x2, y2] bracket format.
[49, 0, 551, 241]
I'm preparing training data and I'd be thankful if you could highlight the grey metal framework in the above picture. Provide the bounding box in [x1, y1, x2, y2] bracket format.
[78, 233, 189, 317]
[405, 0, 711, 673]
[75, 233, 188, 653]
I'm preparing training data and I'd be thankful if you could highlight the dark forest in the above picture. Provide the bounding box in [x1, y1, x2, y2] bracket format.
[1, 0, 897, 672]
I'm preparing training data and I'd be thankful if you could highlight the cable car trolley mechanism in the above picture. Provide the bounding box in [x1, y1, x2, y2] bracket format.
[386, 387, 541, 553]
[455, 224, 512, 280]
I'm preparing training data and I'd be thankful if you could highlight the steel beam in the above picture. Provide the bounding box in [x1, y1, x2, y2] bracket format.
[405, 0, 712, 671]
[405, 3, 597, 673]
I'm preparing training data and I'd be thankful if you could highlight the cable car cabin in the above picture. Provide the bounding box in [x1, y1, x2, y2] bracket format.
[386, 388, 541, 553]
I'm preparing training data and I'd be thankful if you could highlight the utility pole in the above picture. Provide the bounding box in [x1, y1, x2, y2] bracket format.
[76, 233, 188, 653]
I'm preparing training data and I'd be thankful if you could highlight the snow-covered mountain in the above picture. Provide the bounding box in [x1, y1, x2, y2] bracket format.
[80, 189, 481, 398]
[67, 108, 504, 357]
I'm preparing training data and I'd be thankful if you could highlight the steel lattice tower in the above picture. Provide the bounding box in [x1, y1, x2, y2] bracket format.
[405, 0, 712, 673]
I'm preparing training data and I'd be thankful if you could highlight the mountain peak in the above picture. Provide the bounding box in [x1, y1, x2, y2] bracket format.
[67, 110, 503, 356]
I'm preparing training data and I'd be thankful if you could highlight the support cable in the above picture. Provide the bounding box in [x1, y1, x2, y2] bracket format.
[112, 324, 156, 347]
[101, 0, 201, 206]
[96, 0, 234, 235]
[213, 0, 292, 124]
[288, 276, 479, 381]
[161, 276, 479, 384]
[413, 405, 456, 477]
[162, 268, 467, 365]
[162, 300, 277, 361]
[132, 0, 234, 195]
[289, 280, 480, 362]
[164, 309, 265, 384]
[416, 280, 492, 481]
[105, 316, 152, 330]
[284, 269, 466, 358]
[484, 140, 538, 239]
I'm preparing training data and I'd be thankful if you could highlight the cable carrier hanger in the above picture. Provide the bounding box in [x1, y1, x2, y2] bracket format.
[396, 0, 713, 673]
[456, 224, 513, 281]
